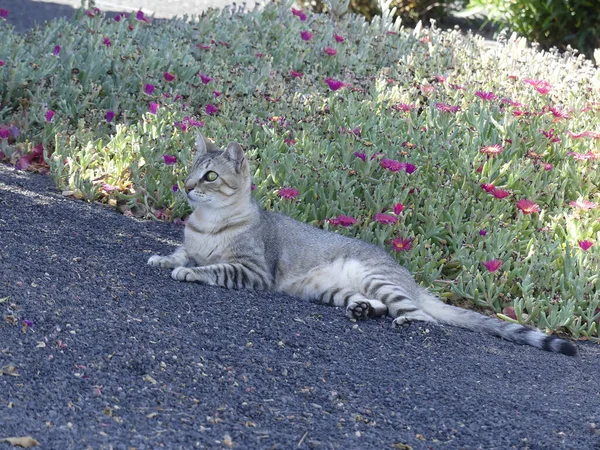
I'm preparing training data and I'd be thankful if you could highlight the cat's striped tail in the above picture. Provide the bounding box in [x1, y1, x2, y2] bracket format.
[418, 291, 577, 356]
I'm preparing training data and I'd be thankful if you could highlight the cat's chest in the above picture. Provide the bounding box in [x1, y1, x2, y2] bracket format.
[184, 228, 232, 265]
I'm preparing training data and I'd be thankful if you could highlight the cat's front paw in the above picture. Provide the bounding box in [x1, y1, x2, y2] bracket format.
[171, 266, 195, 282]
[392, 316, 412, 328]
[148, 254, 172, 267]
[346, 301, 371, 320]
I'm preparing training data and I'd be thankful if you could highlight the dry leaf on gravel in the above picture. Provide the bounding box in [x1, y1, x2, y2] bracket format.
[1, 436, 40, 447]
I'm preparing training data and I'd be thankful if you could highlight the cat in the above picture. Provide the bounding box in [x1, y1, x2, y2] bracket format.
[148, 134, 577, 356]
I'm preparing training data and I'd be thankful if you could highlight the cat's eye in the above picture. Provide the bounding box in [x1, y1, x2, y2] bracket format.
[204, 171, 218, 182]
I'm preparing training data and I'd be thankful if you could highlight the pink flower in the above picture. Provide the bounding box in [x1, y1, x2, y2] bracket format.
[475, 91, 496, 100]
[149, 102, 158, 114]
[435, 102, 460, 113]
[390, 237, 413, 252]
[566, 130, 600, 139]
[163, 72, 175, 82]
[291, 8, 307, 21]
[491, 188, 510, 199]
[198, 73, 213, 84]
[542, 162, 553, 171]
[45, 110, 55, 122]
[145, 83, 155, 95]
[324, 78, 344, 91]
[0, 128, 8, 139]
[374, 213, 398, 225]
[205, 104, 219, 115]
[290, 70, 303, 78]
[163, 154, 177, 165]
[482, 259, 502, 272]
[278, 187, 299, 199]
[53, 45, 61, 56]
[174, 121, 188, 132]
[549, 106, 568, 120]
[523, 78, 551, 94]
[516, 199, 540, 214]
[567, 151, 597, 161]
[434, 75, 447, 83]
[105, 110, 115, 122]
[479, 229, 487, 236]
[213, 91, 221, 98]
[354, 152, 366, 161]
[393, 203, 404, 215]
[421, 85, 435, 94]
[569, 199, 598, 211]
[380, 159, 404, 172]
[323, 47, 337, 56]
[480, 144, 504, 156]
[334, 34, 344, 42]
[480, 183, 495, 193]
[136, 10, 149, 22]
[196, 44, 211, 50]
[0, 60, 5, 66]
[103, 37, 111, 47]
[501, 98, 523, 108]
[0, 8, 8, 19]
[404, 163, 416, 174]
[300, 31, 313, 41]
[172, 185, 179, 193]
[328, 215, 357, 227]
[578, 240, 593, 251]
[540, 128, 560, 143]
[392, 103, 415, 112]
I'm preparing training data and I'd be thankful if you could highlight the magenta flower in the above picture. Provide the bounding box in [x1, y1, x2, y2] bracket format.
[567, 130, 600, 139]
[390, 237, 413, 252]
[291, 8, 307, 21]
[334, 34, 344, 42]
[198, 73, 213, 84]
[196, 44, 211, 50]
[578, 240, 593, 251]
[0, 8, 8, 19]
[569, 199, 598, 211]
[542, 162, 553, 171]
[354, 152, 366, 161]
[434, 75, 448, 83]
[45, 110, 55, 122]
[475, 91, 496, 100]
[323, 47, 337, 56]
[491, 188, 510, 199]
[0, 128, 8, 139]
[136, 10, 149, 22]
[380, 159, 404, 172]
[481, 183, 495, 193]
[300, 31, 313, 41]
[523, 78, 552, 94]
[393, 203, 404, 215]
[184, 116, 204, 127]
[392, 103, 415, 112]
[567, 151, 597, 161]
[540, 128, 560, 143]
[374, 213, 398, 225]
[482, 259, 502, 272]
[149, 102, 158, 114]
[404, 163, 416, 174]
[105, 110, 115, 122]
[277, 187, 300, 199]
[213, 91, 221, 97]
[172, 185, 179, 193]
[479, 229, 487, 236]
[480, 144, 504, 157]
[516, 199, 540, 214]
[103, 37, 111, 47]
[205, 104, 219, 115]
[145, 83, 155, 95]
[501, 98, 523, 108]
[549, 106, 568, 120]
[0, 60, 5, 66]
[174, 121, 187, 132]
[435, 102, 460, 113]
[163, 154, 177, 165]
[290, 70, 303, 78]
[324, 78, 344, 91]
[163, 72, 175, 82]
[328, 215, 357, 227]
[53, 45, 61, 56]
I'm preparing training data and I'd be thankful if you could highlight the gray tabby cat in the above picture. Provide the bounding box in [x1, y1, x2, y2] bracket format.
[148, 135, 576, 356]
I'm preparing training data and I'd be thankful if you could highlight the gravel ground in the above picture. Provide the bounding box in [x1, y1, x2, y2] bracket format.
[1, 164, 600, 449]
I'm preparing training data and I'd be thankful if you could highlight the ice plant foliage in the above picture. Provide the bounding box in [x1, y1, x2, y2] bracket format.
[2, 1, 600, 339]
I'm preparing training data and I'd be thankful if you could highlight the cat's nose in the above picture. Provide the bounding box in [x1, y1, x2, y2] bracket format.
[185, 186, 193, 194]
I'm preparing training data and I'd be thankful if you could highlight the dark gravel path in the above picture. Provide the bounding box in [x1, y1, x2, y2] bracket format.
[1, 164, 600, 449]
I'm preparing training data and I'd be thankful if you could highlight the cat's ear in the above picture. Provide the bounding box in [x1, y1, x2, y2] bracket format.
[195, 133, 208, 156]
[224, 142, 246, 172]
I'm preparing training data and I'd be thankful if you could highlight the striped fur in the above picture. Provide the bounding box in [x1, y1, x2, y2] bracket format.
[148, 135, 576, 357]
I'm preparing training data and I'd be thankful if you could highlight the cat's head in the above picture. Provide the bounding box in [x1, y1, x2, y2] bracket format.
[184, 134, 251, 209]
